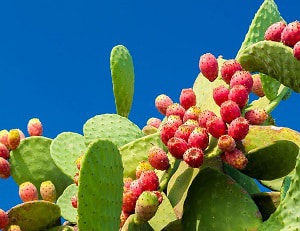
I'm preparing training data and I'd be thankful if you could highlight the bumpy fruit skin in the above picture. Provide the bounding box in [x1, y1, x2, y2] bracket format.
[199, 53, 219, 82]
[228, 84, 249, 109]
[120, 210, 130, 228]
[0, 157, 10, 179]
[213, 85, 229, 106]
[135, 161, 154, 179]
[230, 71, 253, 93]
[166, 103, 186, 120]
[245, 108, 268, 125]
[264, 21, 287, 42]
[27, 118, 43, 136]
[71, 194, 78, 208]
[183, 106, 201, 123]
[138, 170, 159, 192]
[188, 127, 209, 150]
[0, 209, 8, 230]
[198, 110, 217, 128]
[7, 225, 21, 231]
[293, 41, 300, 61]
[221, 148, 248, 170]
[206, 117, 227, 138]
[0, 130, 9, 148]
[183, 147, 204, 168]
[155, 94, 173, 115]
[135, 191, 159, 223]
[220, 100, 241, 124]
[217, 134, 236, 152]
[180, 88, 197, 110]
[19, 181, 39, 202]
[166, 115, 183, 128]
[174, 124, 194, 141]
[146, 117, 162, 128]
[122, 190, 137, 213]
[167, 137, 189, 159]
[228, 117, 249, 141]
[148, 146, 170, 171]
[252, 74, 265, 97]
[281, 20, 300, 47]
[123, 177, 133, 193]
[220, 59, 243, 84]
[0, 143, 9, 160]
[7, 129, 21, 150]
[129, 179, 144, 197]
[40, 180, 56, 202]
[160, 122, 178, 145]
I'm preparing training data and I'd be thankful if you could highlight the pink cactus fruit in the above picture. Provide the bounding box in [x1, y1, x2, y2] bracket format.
[0, 209, 9, 230]
[18, 129, 25, 140]
[174, 124, 194, 141]
[199, 53, 219, 82]
[123, 177, 133, 193]
[213, 85, 230, 106]
[155, 94, 173, 115]
[135, 160, 154, 179]
[19, 181, 39, 202]
[217, 134, 236, 152]
[160, 122, 178, 145]
[293, 41, 300, 60]
[0, 157, 10, 179]
[188, 127, 209, 150]
[7, 225, 22, 231]
[206, 116, 227, 138]
[220, 100, 241, 124]
[138, 170, 159, 191]
[146, 117, 161, 128]
[166, 103, 186, 120]
[252, 74, 265, 97]
[40, 180, 56, 202]
[135, 191, 160, 223]
[71, 194, 78, 208]
[228, 117, 249, 141]
[167, 137, 189, 159]
[27, 118, 43, 136]
[264, 21, 287, 42]
[129, 179, 144, 197]
[228, 84, 249, 109]
[183, 119, 199, 130]
[0, 130, 9, 148]
[245, 108, 269, 125]
[122, 190, 138, 214]
[230, 70, 253, 93]
[281, 20, 300, 47]
[0, 143, 10, 160]
[152, 191, 164, 204]
[148, 146, 170, 171]
[183, 106, 201, 123]
[183, 147, 204, 168]
[166, 115, 183, 128]
[221, 148, 248, 170]
[7, 129, 21, 150]
[220, 59, 243, 84]
[179, 88, 197, 110]
[198, 110, 217, 128]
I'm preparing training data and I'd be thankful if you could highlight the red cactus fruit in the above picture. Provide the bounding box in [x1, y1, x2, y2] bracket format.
[198, 110, 217, 128]
[174, 124, 194, 142]
[183, 147, 204, 168]
[120, 210, 130, 228]
[252, 74, 265, 97]
[135, 160, 154, 179]
[129, 179, 144, 197]
[281, 20, 300, 47]
[160, 122, 178, 145]
[183, 105, 201, 123]
[217, 134, 236, 152]
[213, 85, 230, 106]
[166, 103, 186, 120]
[0, 143, 9, 160]
[146, 117, 162, 128]
[199, 53, 219, 82]
[27, 118, 43, 136]
[264, 21, 287, 42]
[206, 116, 227, 138]
[19, 181, 39, 202]
[0, 130, 9, 148]
[166, 115, 183, 129]
[155, 94, 173, 115]
[188, 127, 209, 150]
[167, 136, 189, 159]
[293, 40, 300, 60]
[220, 59, 243, 84]
[228, 84, 249, 109]
[220, 100, 241, 124]
[228, 117, 249, 141]
[245, 108, 268, 125]
[230, 70, 253, 93]
[138, 170, 159, 192]
[0, 157, 10, 179]
[0, 209, 8, 230]
[122, 190, 138, 214]
[221, 148, 248, 170]
[148, 146, 170, 171]
[180, 88, 197, 110]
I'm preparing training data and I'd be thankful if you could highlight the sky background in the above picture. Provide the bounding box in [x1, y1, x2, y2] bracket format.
[0, 0, 299, 212]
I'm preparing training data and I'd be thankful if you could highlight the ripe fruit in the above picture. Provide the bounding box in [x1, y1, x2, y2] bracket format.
[252, 74, 265, 97]
[71, 194, 78, 208]
[183, 106, 201, 123]
[19, 181, 39, 202]
[7, 225, 21, 231]
[0, 209, 8, 230]
[7, 129, 21, 150]
[138, 170, 159, 191]
[213, 85, 229, 106]
[206, 116, 227, 138]
[146, 117, 161, 128]
[221, 148, 248, 170]
[148, 146, 170, 171]
[179, 88, 196, 110]
[220, 59, 243, 84]
[166, 115, 183, 128]
[155, 94, 173, 115]
[166, 103, 186, 120]
[230, 71, 253, 93]
[293, 41, 300, 60]
[281, 20, 300, 47]
[245, 108, 268, 125]
[0, 130, 9, 147]
[183, 147, 204, 168]
[174, 124, 194, 141]
[198, 110, 217, 128]
[160, 122, 178, 145]
[228, 84, 249, 109]
[123, 177, 133, 193]
[129, 179, 144, 197]
[122, 190, 138, 214]
[199, 53, 219, 82]
[188, 127, 209, 150]
[220, 100, 241, 124]
[217, 134, 236, 152]
[135, 191, 159, 223]
[0, 157, 10, 179]
[40, 180, 56, 202]
[0, 143, 9, 160]
[27, 118, 43, 136]
[167, 137, 189, 159]
[228, 117, 249, 141]
[135, 161, 154, 179]
[264, 21, 287, 42]
[120, 211, 130, 228]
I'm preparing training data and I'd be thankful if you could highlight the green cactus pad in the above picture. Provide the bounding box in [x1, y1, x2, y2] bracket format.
[193, 57, 226, 116]
[46, 226, 74, 231]
[241, 140, 299, 180]
[148, 192, 177, 231]
[223, 163, 260, 194]
[182, 167, 262, 230]
[4, 201, 61, 231]
[83, 113, 144, 147]
[252, 192, 281, 221]
[110, 45, 135, 117]
[121, 214, 154, 231]
[258, 151, 300, 230]
[238, 41, 300, 92]
[260, 73, 281, 101]
[162, 219, 182, 231]
[280, 175, 292, 201]
[56, 184, 78, 223]
[237, 0, 282, 56]
[77, 139, 123, 231]
[10, 137, 73, 198]
[50, 132, 87, 179]
[119, 132, 165, 178]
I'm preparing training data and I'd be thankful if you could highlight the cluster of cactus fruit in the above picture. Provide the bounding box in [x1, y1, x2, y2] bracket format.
[1, 0, 300, 230]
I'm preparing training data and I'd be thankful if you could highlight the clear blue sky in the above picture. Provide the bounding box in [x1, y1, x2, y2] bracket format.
[0, 1, 299, 211]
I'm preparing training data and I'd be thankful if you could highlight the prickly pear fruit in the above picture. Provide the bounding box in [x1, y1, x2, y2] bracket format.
[199, 53, 219, 82]
[166, 103, 186, 120]
[155, 94, 173, 115]
[135, 191, 159, 223]
[217, 134, 236, 152]
[183, 147, 204, 168]
[40, 180, 57, 202]
[281, 20, 300, 46]
[230, 70, 253, 93]
[264, 21, 286, 42]
[7, 129, 21, 150]
[7, 225, 21, 231]
[206, 116, 227, 138]
[228, 117, 249, 141]
[228, 84, 249, 109]
[188, 127, 209, 150]
[174, 124, 194, 141]
[0, 208, 8, 230]
[221, 148, 248, 170]
[220, 100, 241, 124]
[122, 190, 137, 214]
[139, 170, 159, 191]
[167, 136, 189, 159]
[183, 105, 201, 122]
[0, 130, 9, 147]
[123, 177, 133, 193]
[146, 117, 161, 128]
[293, 40, 300, 60]
[129, 179, 144, 197]
[179, 88, 196, 110]
[213, 85, 230, 106]
[160, 121, 178, 145]
[148, 146, 170, 171]
[0, 143, 9, 160]
[135, 160, 154, 179]
[71, 194, 78, 209]
[19, 181, 39, 202]
[198, 110, 217, 128]
[220, 59, 243, 84]
[0, 157, 10, 179]
[27, 118, 43, 136]
[252, 74, 265, 97]
[245, 108, 268, 125]
[142, 125, 158, 135]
